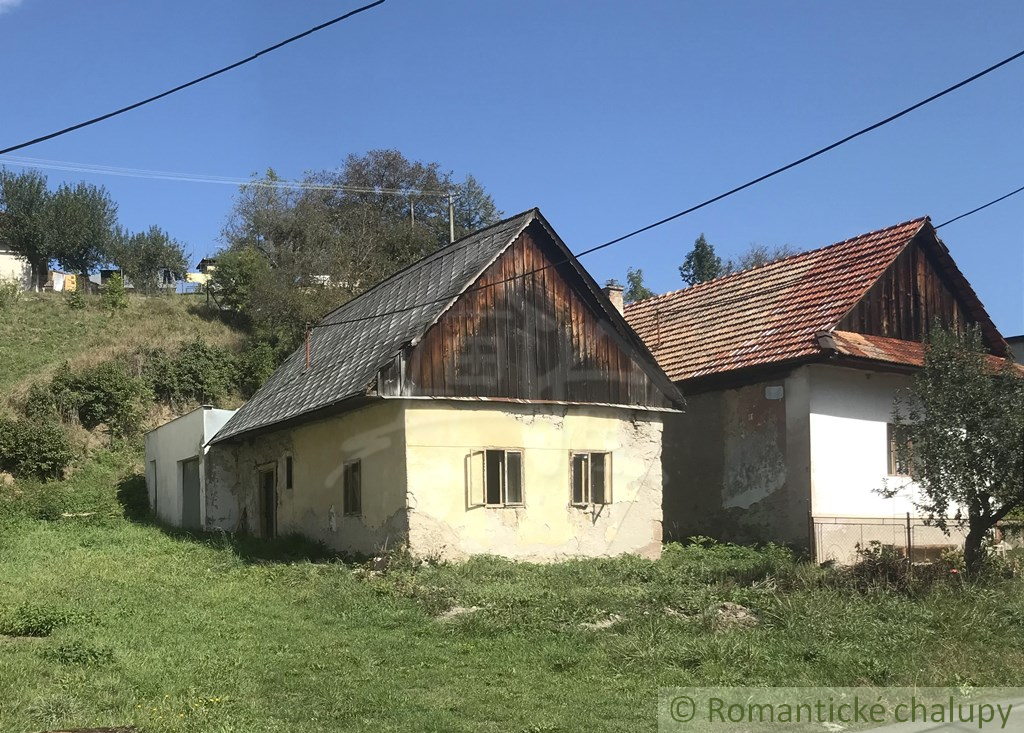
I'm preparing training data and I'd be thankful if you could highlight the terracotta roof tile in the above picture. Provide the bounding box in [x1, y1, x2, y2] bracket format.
[832, 330, 1024, 374]
[624, 218, 929, 382]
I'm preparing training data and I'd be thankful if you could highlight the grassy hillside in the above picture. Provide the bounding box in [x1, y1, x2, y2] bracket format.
[0, 292, 243, 406]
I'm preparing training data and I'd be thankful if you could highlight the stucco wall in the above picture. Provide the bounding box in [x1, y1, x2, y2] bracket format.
[144, 407, 235, 526]
[0, 251, 30, 290]
[402, 401, 664, 561]
[207, 401, 409, 554]
[807, 364, 925, 517]
[662, 368, 812, 547]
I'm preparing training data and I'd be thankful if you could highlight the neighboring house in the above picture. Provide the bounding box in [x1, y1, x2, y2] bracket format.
[144, 406, 236, 530]
[204, 208, 682, 561]
[1008, 335, 1024, 364]
[0, 247, 31, 289]
[625, 217, 1017, 562]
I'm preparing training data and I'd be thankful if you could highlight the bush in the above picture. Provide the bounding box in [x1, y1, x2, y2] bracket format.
[64, 288, 86, 310]
[0, 279, 21, 310]
[141, 338, 237, 406]
[58, 361, 149, 436]
[236, 340, 278, 396]
[101, 272, 129, 312]
[0, 418, 74, 480]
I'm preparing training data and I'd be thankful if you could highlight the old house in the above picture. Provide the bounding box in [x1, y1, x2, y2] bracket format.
[205, 209, 682, 560]
[625, 217, 1016, 562]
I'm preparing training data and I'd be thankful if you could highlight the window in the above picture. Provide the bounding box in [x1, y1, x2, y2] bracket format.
[343, 460, 362, 516]
[468, 449, 523, 507]
[887, 423, 913, 476]
[285, 455, 294, 490]
[571, 452, 611, 507]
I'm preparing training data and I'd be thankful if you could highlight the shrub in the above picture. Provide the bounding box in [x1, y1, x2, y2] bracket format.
[0, 279, 21, 310]
[64, 288, 86, 310]
[61, 361, 150, 436]
[141, 339, 237, 406]
[23, 382, 58, 420]
[0, 417, 74, 480]
[236, 340, 278, 396]
[101, 272, 129, 312]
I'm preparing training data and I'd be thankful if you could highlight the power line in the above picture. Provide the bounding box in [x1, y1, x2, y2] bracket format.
[0, 0, 387, 156]
[0, 154, 454, 197]
[311, 47, 1024, 328]
[935, 184, 1024, 228]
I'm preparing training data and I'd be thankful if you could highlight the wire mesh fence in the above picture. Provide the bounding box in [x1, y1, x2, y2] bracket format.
[811, 514, 970, 565]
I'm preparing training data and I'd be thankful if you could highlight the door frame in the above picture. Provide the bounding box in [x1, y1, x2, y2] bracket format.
[257, 463, 278, 539]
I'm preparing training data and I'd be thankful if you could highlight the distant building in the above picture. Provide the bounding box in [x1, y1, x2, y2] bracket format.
[0, 247, 31, 290]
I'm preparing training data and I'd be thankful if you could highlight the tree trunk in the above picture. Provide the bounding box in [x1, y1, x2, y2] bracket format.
[964, 521, 988, 578]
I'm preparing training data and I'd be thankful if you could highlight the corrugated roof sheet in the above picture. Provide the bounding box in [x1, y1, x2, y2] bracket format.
[213, 209, 539, 443]
[624, 218, 929, 382]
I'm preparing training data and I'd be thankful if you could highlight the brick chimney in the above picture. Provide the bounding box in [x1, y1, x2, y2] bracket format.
[602, 279, 624, 315]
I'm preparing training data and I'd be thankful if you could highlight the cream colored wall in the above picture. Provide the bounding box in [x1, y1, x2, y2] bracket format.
[403, 401, 664, 561]
[210, 401, 408, 554]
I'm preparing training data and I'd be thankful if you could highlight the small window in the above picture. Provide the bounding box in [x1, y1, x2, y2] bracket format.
[285, 455, 294, 490]
[571, 452, 611, 507]
[887, 423, 913, 476]
[468, 449, 524, 507]
[343, 460, 362, 516]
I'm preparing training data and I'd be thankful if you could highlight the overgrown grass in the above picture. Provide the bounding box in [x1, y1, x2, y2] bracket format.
[1, 501, 1023, 732]
[0, 292, 242, 408]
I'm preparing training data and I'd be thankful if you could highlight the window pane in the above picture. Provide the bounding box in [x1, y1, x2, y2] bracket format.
[591, 453, 607, 504]
[286, 456, 293, 489]
[571, 454, 587, 504]
[505, 452, 522, 504]
[485, 450, 503, 505]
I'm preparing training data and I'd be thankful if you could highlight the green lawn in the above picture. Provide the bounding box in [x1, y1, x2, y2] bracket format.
[2, 473, 1023, 733]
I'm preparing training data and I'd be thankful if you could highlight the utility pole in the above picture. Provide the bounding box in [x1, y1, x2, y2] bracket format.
[448, 192, 455, 244]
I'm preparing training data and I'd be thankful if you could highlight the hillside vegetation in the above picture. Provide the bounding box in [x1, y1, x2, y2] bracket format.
[0, 292, 243, 407]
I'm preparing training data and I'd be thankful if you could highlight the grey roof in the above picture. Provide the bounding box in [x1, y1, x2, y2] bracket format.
[212, 209, 539, 443]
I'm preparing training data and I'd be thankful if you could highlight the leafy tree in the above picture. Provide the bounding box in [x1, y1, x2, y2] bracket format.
[722, 243, 800, 275]
[108, 225, 189, 294]
[45, 182, 119, 278]
[217, 151, 502, 351]
[0, 168, 51, 291]
[678, 234, 722, 286]
[888, 325, 1024, 576]
[624, 267, 655, 303]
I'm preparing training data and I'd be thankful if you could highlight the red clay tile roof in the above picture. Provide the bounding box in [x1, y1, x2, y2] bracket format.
[624, 218, 929, 382]
[832, 330, 1024, 375]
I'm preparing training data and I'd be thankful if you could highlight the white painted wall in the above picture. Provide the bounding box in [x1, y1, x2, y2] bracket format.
[0, 250, 31, 289]
[808, 364, 927, 518]
[144, 406, 236, 526]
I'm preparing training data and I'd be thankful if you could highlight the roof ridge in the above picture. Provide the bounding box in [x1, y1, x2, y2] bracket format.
[624, 216, 929, 311]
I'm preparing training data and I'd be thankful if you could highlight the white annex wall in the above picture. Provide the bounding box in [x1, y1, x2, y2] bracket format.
[807, 364, 923, 518]
[144, 406, 236, 526]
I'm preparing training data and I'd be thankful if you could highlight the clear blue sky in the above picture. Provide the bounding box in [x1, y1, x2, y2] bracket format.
[1, 1, 1021, 334]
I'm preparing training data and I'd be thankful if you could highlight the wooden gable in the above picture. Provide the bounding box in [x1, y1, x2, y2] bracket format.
[837, 232, 1004, 353]
[398, 222, 673, 408]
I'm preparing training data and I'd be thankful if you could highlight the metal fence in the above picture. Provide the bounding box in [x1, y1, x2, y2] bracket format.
[811, 514, 970, 565]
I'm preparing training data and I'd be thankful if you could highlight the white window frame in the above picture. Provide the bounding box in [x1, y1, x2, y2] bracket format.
[570, 451, 612, 508]
[467, 448, 524, 508]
